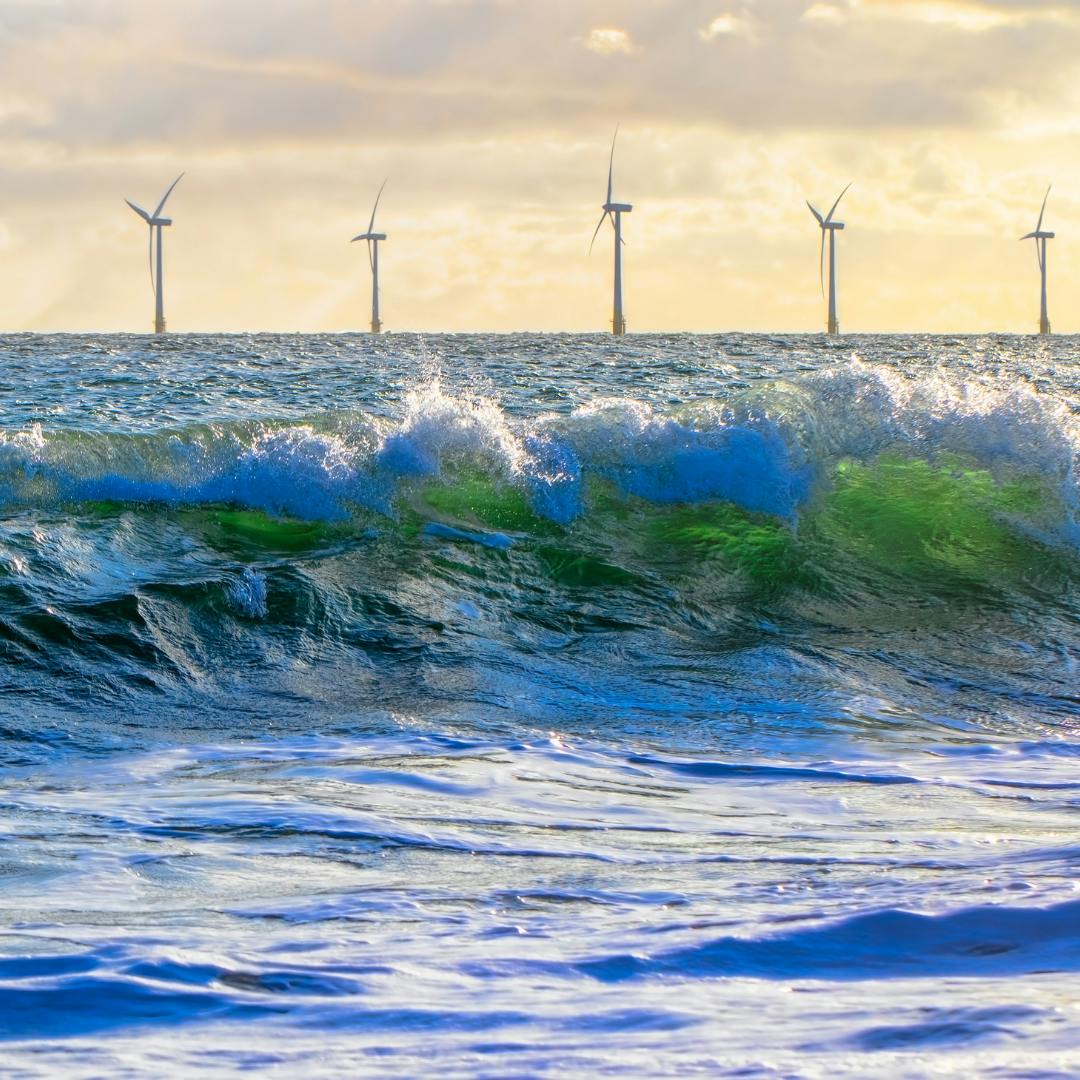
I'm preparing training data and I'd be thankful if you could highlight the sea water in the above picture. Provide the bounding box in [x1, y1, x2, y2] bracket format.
[0, 332, 1076, 1077]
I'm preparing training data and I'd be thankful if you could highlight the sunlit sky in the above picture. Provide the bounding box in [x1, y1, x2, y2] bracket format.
[3, 0, 1080, 333]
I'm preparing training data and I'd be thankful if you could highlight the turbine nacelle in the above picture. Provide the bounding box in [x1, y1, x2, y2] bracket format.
[124, 173, 184, 226]
[353, 179, 388, 244]
[1020, 230, 1054, 241]
[808, 205, 844, 231]
[604, 202, 633, 214]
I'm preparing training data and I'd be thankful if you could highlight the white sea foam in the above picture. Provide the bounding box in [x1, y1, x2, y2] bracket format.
[0, 363, 1074, 544]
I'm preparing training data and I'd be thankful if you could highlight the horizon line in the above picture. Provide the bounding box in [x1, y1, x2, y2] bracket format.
[0, 328, 1069, 339]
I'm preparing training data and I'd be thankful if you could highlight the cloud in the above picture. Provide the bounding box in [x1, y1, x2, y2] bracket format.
[577, 26, 638, 55]
[0, 0, 1080, 332]
[0, 0, 1077, 150]
[803, 0, 1075, 31]
[891, 2, 1024, 30]
[699, 11, 759, 40]
[801, 2, 849, 23]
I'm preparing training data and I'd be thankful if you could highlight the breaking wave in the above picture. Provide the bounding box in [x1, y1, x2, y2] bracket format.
[0, 360, 1075, 722]
[0, 362, 1075, 544]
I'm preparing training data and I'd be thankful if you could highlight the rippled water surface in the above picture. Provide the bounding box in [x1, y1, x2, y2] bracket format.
[0, 333, 1078, 1077]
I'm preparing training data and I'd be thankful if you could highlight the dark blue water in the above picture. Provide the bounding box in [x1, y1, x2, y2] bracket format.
[0, 333, 1077, 1076]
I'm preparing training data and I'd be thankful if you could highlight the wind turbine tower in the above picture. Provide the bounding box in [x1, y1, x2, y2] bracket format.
[125, 174, 184, 334]
[590, 128, 632, 335]
[352, 180, 388, 334]
[1021, 186, 1054, 336]
[807, 184, 851, 336]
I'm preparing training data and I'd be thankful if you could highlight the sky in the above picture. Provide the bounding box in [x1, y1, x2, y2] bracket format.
[2, 0, 1080, 333]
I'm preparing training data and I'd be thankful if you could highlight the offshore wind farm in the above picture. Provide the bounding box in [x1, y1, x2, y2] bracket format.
[1, 4, 1079, 1079]
[118, 156, 1061, 338]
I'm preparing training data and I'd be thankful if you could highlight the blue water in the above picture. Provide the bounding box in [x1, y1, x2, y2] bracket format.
[0, 333, 1077, 1076]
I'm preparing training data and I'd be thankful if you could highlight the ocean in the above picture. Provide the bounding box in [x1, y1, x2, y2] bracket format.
[0, 332, 1076, 1077]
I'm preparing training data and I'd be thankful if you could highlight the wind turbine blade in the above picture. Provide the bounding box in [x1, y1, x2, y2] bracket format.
[350, 234, 366, 243]
[148, 227, 155, 297]
[1036, 239, 1043, 275]
[152, 173, 185, 219]
[1019, 232, 1038, 241]
[824, 182, 851, 225]
[1036, 184, 1051, 233]
[806, 201, 824, 225]
[368, 178, 387, 235]
[589, 211, 609, 254]
[819, 230, 826, 298]
[367, 238, 374, 273]
[125, 199, 151, 223]
[607, 124, 619, 204]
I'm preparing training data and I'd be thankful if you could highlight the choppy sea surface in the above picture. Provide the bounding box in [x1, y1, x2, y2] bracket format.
[0, 332, 1077, 1077]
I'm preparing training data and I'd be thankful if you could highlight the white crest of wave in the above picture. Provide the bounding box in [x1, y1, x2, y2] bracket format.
[537, 396, 813, 520]
[0, 423, 363, 521]
[0, 363, 1074, 544]
[802, 360, 1080, 543]
[376, 380, 525, 479]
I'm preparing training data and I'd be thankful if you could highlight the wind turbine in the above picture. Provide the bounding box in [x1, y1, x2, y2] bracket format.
[125, 174, 184, 334]
[590, 127, 632, 335]
[1021, 185, 1054, 336]
[807, 183, 851, 336]
[352, 180, 388, 334]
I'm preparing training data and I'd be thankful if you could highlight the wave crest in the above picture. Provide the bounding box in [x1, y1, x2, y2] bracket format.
[0, 363, 1073, 545]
